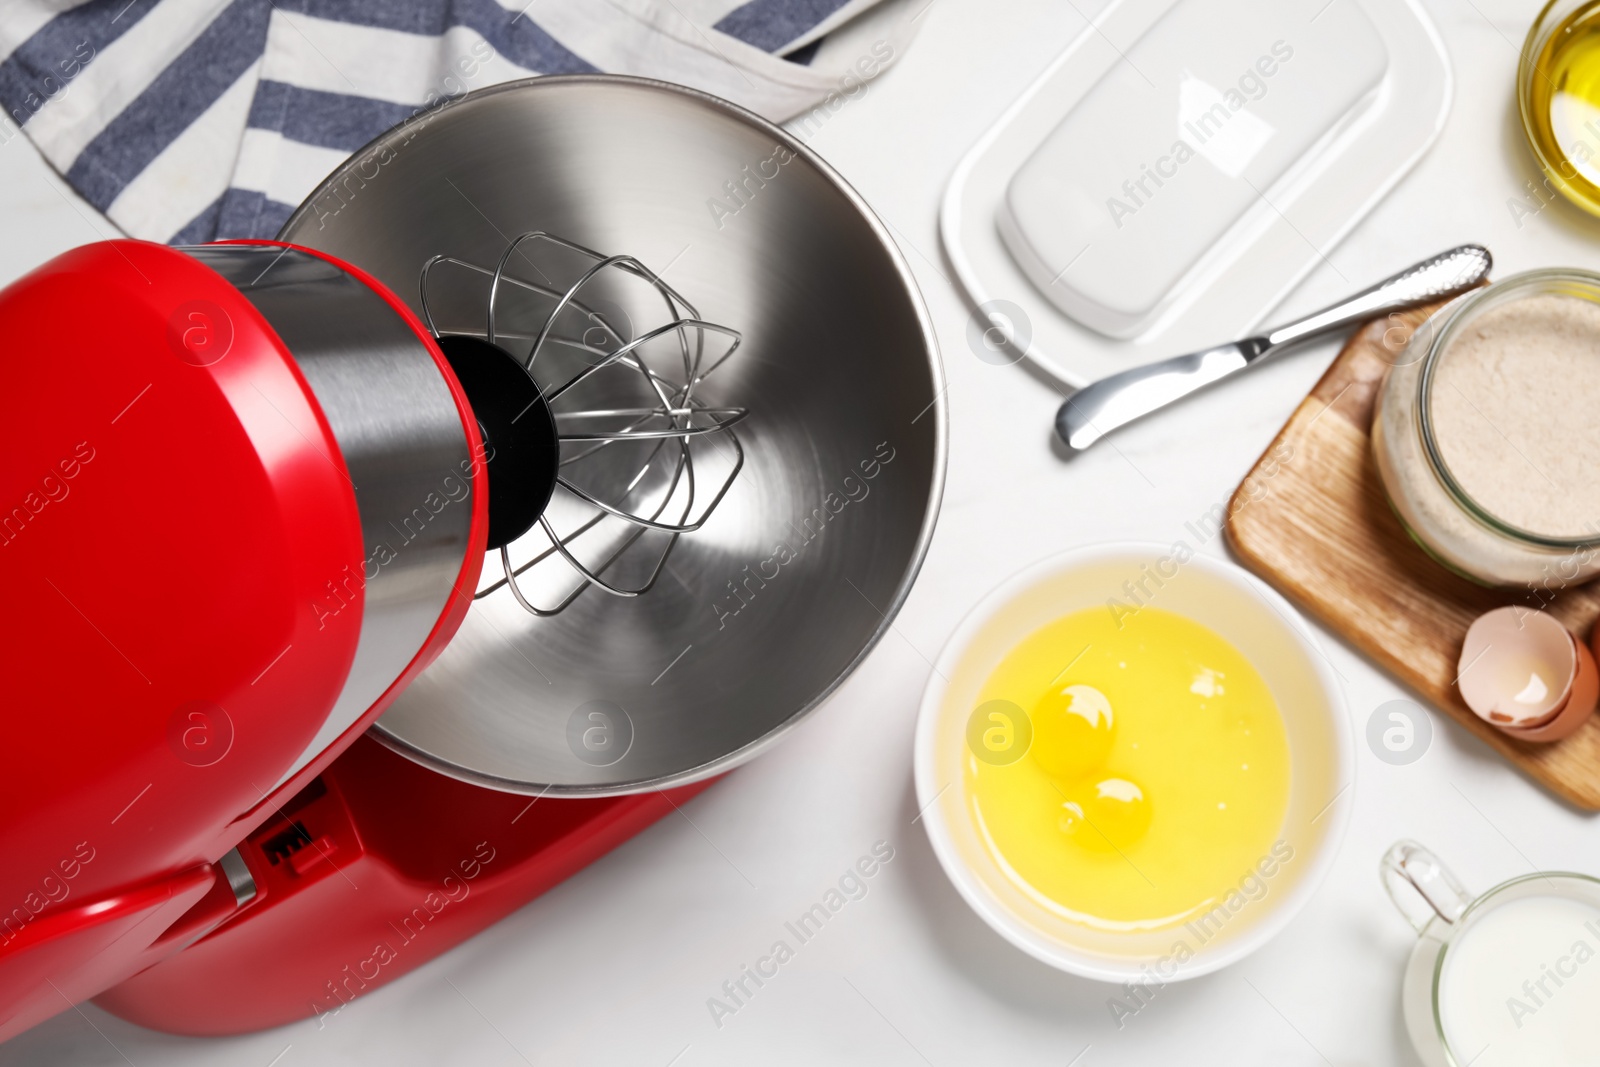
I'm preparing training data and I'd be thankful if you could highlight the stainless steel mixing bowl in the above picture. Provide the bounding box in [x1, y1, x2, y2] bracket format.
[280, 75, 945, 794]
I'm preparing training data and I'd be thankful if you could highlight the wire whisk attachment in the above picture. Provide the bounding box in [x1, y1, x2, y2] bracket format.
[419, 232, 746, 616]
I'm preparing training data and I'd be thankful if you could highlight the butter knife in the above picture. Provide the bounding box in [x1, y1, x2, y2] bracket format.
[1055, 244, 1493, 452]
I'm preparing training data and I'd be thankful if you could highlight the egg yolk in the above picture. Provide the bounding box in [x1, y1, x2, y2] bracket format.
[1031, 683, 1115, 779]
[1057, 777, 1153, 852]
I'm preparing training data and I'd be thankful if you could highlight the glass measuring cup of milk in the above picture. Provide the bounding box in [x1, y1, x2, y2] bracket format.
[1382, 840, 1600, 1066]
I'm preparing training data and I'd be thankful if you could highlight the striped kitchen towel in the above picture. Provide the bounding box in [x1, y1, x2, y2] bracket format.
[0, 0, 918, 244]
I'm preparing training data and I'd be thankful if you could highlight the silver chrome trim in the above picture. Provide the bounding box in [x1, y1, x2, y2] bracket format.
[181, 245, 475, 787]
[217, 848, 257, 907]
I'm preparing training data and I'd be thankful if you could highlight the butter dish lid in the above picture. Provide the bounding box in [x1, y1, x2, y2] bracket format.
[999, 0, 1386, 337]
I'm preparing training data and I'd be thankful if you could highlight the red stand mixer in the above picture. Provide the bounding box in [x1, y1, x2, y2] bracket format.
[0, 76, 943, 1041]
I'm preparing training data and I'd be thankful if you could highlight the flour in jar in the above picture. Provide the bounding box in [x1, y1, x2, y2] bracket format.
[1430, 292, 1600, 539]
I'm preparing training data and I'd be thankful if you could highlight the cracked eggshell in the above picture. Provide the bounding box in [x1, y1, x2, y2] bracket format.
[1457, 607, 1578, 730]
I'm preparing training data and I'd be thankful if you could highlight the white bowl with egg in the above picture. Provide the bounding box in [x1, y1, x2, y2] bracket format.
[913, 543, 1352, 982]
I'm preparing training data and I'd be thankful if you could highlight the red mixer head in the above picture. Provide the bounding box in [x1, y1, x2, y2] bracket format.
[0, 225, 757, 1040]
[0, 239, 489, 1039]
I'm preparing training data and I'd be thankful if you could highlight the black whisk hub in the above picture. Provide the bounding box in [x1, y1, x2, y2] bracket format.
[436, 334, 559, 550]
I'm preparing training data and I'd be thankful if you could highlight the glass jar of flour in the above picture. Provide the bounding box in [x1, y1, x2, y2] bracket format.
[1373, 269, 1600, 587]
[1382, 841, 1600, 1067]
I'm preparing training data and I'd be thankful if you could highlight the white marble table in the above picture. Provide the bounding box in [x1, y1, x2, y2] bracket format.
[4, 1, 1596, 1063]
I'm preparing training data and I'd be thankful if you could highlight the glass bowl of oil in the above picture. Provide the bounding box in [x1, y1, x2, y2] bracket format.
[1520, 0, 1600, 216]
[912, 544, 1353, 981]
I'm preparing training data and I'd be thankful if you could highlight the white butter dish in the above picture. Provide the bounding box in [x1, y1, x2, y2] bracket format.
[944, 0, 1451, 384]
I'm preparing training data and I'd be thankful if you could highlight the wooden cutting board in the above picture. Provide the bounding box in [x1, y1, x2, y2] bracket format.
[1226, 305, 1600, 809]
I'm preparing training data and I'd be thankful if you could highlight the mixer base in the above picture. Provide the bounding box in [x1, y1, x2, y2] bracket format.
[92, 734, 715, 1035]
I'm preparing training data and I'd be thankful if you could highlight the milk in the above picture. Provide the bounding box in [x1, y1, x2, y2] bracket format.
[1438, 894, 1600, 1066]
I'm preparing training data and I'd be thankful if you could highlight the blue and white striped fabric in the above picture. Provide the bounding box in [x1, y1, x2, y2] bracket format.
[0, 0, 914, 243]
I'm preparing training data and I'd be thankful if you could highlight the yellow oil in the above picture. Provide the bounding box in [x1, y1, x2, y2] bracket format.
[965, 606, 1290, 932]
[1523, 1, 1600, 216]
